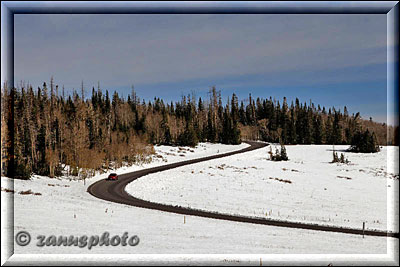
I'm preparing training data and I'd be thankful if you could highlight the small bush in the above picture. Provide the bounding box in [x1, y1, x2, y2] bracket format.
[19, 189, 33, 195]
[280, 145, 288, 161]
[54, 164, 64, 177]
[18, 189, 41, 196]
[348, 129, 380, 153]
[269, 177, 292, 184]
[268, 143, 289, 161]
[1, 188, 15, 193]
[331, 147, 350, 164]
[14, 163, 32, 180]
[177, 125, 198, 147]
[71, 166, 79, 177]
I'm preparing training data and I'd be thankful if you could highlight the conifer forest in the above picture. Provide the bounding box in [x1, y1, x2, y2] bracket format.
[1, 80, 397, 179]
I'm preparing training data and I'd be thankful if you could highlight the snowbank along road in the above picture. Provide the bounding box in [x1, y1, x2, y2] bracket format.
[87, 141, 398, 238]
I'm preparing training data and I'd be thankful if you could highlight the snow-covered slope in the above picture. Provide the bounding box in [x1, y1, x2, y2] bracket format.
[1, 142, 397, 259]
[126, 145, 399, 232]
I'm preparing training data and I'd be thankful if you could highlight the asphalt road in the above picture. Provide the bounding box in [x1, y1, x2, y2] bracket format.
[88, 141, 398, 238]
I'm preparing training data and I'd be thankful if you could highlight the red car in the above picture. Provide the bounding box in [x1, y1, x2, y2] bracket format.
[107, 173, 118, 181]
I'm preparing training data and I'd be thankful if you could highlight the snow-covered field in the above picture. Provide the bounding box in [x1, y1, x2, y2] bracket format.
[127, 145, 399, 233]
[1, 142, 398, 263]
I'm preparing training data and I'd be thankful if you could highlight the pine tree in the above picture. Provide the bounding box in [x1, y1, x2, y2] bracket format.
[288, 107, 296, 144]
[239, 101, 246, 125]
[325, 115, 333, 144]
[331, 147, 339, 163]
[280, 97, 289, 144]
[178, 121, 198, 147]
[313, 114, 323, 144]
[161, 111, 172, 145]
[206, 109, 216, 143]
[220, 107, 232, 144]
[348, 129, 380, 153]
[198, 97, 204, 112]
[332, 111, 342, 144]
[304, 105, 313, 144]
[280, 143, 288, 161]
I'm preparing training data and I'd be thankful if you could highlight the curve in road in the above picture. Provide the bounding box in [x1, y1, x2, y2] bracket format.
[88, 141, 398, 239]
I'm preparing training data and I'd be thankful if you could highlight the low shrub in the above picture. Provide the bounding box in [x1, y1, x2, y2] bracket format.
[331, 148, 350, 164]
[268, 143, 289, 161]
[348, 129, 380, 153]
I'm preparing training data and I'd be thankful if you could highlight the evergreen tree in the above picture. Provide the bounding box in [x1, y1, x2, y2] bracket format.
[288, 107, 297, 144]
[325, 115, 334, 144]
[280, 97, 289, 144]
[348, 129, 380, 153]
[198, 97, 204, 112]
[206, 109, 216, 143]
[332, 111, 342, 144]
[220, 108, 232, 144]
[313, 114, 323, 144]
[280, 143, 288, 161]
[178, 121, 198, 147]
[239, 101, 246, 125]
[160, 111, 172, 145]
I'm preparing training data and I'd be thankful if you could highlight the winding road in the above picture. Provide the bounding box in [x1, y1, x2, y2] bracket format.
[88, 141, 398, 238]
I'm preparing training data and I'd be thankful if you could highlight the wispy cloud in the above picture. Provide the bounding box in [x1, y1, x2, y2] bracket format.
[14, 14, 386, 89]
[13, 14, 392, 124]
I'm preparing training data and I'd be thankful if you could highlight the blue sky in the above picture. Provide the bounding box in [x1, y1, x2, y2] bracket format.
[14, 14, 394, 124]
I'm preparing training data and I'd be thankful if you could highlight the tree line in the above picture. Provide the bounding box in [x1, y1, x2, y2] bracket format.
[1, 81, 396, 179]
